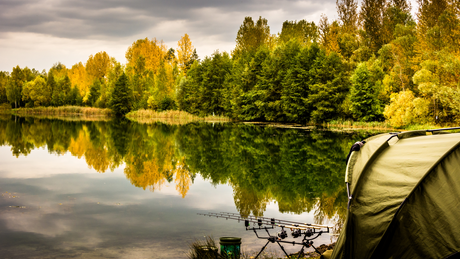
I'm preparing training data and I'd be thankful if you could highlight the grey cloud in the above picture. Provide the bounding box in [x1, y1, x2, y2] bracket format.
[0, 0, 336, 41]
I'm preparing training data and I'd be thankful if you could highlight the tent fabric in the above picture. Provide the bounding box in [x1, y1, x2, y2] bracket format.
[331, 131, 460, 259]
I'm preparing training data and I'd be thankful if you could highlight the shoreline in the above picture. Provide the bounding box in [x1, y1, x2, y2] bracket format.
[0, 106, 449, 131]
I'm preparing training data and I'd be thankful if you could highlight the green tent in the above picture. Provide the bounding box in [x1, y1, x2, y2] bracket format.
[331, 129, 460, 259]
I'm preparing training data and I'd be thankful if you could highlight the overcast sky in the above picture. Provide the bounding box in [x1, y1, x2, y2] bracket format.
[0, 0, 417, 72]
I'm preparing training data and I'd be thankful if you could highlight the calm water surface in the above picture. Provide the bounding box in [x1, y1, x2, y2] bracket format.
[0, 116, 379, 258]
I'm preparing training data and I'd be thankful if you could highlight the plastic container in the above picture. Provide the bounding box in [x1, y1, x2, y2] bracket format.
[219, 237, 241, 259]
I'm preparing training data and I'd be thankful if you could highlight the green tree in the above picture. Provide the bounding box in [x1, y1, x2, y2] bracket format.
[237, 47, 272, 120]
[87, 79, 101, 106]
[6, 66, 27, 108]
[234, 16, 271, 57]
[110, 72, 132, 116]
[67, 85, 82, 105]
[22, 76, 51, 106]
[278, 20, 318, 45]
[0, 71, 9, 104]
[308, 46, 349, 122]
[350, 63, 383, 121]
[199, 51, 232, 116]
[258, 41, 301, 121]
[282, 43, 320, 122]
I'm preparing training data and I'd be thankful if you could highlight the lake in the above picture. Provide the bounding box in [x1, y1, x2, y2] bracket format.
[0, 115, 380, 258]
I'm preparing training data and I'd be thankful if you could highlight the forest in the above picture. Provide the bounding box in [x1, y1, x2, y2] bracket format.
[0, 0, 459, 127]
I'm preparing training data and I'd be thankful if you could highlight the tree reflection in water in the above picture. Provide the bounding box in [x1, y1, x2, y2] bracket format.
[0, 115, 378, 232]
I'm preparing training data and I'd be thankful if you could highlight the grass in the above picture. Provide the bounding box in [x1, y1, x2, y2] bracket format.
[126, 109, 231, 124]
[316, 119, 394, 130]
[10, 106, 113, 116]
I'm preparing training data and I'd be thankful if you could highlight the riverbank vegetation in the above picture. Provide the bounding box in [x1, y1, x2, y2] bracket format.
[126, 109, 230, 124]
[9, 106, 113, 116]
[1, 0, 459, 129]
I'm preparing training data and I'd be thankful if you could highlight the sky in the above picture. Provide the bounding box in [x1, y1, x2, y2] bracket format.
[0, 0, 417, 73]
[0, 0, 340, 72]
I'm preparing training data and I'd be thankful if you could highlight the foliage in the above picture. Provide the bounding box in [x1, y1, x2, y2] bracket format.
[383, 90, 432, 128]
[110, 73, 132, 116]
[234, 16, 271, 57]
[4, 2, 460, 127]
[0, 71, 9, 104]
[177, 33, 195, 73]
[22, 76, 51, 107]
[350, 63, 383, 122]
[278, 20, 318, 45]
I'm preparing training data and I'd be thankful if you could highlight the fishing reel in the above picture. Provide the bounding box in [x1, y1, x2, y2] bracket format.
[305, 228, 314, 237]
[291, 229, 302, 238]
[278, 227, 288, 239]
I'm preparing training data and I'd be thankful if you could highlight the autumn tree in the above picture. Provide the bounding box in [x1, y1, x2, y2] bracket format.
[68, 62, 88, 100]
[383, 90, 432, 127]
[49, 62, 68, 80]
[177, 33, 195, 73]
[380, 20, 418, 96]
[360, 0, 388, 53]
[337, 0, 359, 33]
[234, 16, 271, 56]
[148, 60, 175, 111]
[86, 51, 111, 81]
[126, 38, 167, 75]
[318, 15, 341, 54]
[278, 20, 318, 45]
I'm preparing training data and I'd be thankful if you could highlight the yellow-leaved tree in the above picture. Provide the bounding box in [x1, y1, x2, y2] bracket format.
[174, 158, 191, 198]
[86, 51, 111, 81]
[126, 38, 167, 75]
[383, 90, 432, 128]
[177, 33, 194, 74]
[68, 62, 88, 101]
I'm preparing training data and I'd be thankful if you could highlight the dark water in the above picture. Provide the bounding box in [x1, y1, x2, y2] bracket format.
[0, 116, 380, 258]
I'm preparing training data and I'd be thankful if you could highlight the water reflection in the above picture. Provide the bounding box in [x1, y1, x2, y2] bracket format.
[0, 115, 373, 230]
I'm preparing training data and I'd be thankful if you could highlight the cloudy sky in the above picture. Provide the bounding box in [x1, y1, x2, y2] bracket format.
[0, 0, 342, 72]
[0, 0, 418, 72]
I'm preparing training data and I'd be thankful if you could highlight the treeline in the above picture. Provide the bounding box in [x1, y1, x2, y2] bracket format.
[1, 0, 460, 127]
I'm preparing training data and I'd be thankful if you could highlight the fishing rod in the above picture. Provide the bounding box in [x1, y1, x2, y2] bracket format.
[198, 212, 333, 259]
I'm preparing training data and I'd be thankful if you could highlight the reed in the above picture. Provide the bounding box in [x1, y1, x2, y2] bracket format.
[11, 106, 113, 116]
[126, 109, 231, 124]
[319, 119, 394, 130]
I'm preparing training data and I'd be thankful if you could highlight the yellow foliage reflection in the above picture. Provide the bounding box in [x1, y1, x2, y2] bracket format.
[174, 158, 191, 198]
[124, 157, 166, 192]
[232, 183, 270, 218]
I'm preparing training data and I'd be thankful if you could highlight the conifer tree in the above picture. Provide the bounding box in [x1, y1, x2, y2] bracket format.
[110, 72, 132, 116]
[88, 79, 101, 106]
[350, 63, 383, 121]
